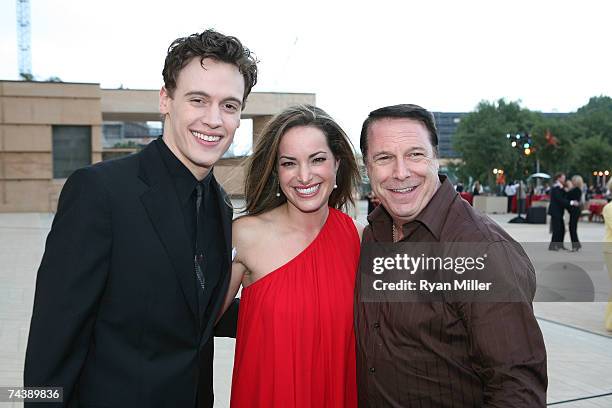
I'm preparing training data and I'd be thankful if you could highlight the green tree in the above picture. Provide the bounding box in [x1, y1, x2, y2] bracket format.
[452, 99, 542, 185]
[451, 95, 612, 186]
[570, 135, 612, 179]
[529, 115, 577, 174]
[574, 96, 612, 144]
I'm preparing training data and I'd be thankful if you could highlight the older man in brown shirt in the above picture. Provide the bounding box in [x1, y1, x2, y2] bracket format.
[355, 104, 547, 407]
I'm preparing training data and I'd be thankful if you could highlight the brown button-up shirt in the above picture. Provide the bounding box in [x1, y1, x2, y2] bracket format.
[355, 176, 547, 407]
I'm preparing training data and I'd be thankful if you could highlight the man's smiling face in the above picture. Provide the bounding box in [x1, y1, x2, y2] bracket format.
[159, 57, 245, 180]
[366, 118, 440, 225]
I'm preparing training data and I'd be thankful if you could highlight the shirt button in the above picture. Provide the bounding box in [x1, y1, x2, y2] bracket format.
[369, 367, 376, 374]
[373, 322, 380, 328]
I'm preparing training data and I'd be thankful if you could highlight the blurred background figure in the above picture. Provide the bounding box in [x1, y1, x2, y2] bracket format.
[517, 180, 527, 214]
[472, 180, 483, 196]
[505, 181, 518, 213]
[603, 179, 612, 332]
[586, 184, 595, 201]
[567, 175, 584, 251]
[548, 173, 579, 251]
[366, 191, 380, 214]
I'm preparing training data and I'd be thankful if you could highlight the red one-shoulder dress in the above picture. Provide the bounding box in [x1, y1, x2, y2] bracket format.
[230, 208, 359, 408]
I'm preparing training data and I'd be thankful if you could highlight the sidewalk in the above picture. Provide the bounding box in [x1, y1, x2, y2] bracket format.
[1, 203, 610, 407]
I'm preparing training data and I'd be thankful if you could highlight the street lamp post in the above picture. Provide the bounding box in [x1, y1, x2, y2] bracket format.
[505, 132, 532, 223]
[506, 132, 540, 174]
[593, 169, 610, 190]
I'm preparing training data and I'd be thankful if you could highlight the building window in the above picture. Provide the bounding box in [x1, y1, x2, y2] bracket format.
[52, 125, 92, 178]
[103, 123, 122, 140]
[223, 118, 253, 158]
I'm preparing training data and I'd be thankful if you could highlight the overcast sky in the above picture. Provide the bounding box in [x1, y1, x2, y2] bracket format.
[1, 0, 611, 150]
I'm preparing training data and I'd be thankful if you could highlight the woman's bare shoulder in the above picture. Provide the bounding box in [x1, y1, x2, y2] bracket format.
[233, 214, 263, 235]
[232, 211, 279, 243]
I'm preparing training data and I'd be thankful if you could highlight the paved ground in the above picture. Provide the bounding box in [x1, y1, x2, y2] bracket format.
[1, 201, 611, 407]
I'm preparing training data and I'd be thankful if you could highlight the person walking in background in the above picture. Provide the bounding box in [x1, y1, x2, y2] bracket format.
[567, 175, 584, 251]
[505, 180, 517, 212]
[603, 179, 612, 331]
[223, 105, 361, 407]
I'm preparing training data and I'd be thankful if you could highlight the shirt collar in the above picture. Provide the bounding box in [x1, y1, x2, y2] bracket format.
[156, 137, 213, 205]
[367, 175, 456, 241]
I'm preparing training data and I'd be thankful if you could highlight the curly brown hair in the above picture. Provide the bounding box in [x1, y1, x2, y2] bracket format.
[162, 29, 258, 105]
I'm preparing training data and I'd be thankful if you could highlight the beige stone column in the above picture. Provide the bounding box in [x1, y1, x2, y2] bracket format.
[251, 115, 273, 148]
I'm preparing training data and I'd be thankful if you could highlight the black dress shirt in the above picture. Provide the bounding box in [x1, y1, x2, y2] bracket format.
[156, 138, 225, 321]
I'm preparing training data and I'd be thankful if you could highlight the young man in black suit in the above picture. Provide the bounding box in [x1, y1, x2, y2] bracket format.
[24, 29, 258, 407]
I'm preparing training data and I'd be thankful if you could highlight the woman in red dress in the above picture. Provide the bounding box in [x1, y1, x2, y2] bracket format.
[220, 105, 362, 407]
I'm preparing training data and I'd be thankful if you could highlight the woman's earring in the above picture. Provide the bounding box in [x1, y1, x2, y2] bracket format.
[276, 181, 281, 197]
[333, 184, 338, 189]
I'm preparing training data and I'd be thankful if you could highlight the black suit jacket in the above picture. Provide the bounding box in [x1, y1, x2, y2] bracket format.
[24, 141, 237, 407]
[548, 185, 571, 217]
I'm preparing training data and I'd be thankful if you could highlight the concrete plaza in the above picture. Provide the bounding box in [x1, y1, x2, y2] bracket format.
[1, 200, 611, 407]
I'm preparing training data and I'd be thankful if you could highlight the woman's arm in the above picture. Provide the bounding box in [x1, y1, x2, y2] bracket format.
[218, 259, 247, 321]
[216, 220, 249, 323]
